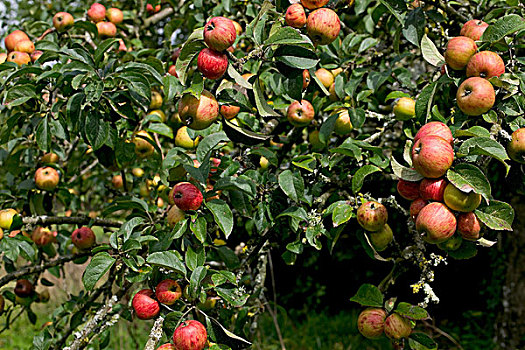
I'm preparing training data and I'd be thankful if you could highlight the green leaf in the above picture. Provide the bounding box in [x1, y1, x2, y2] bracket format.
[276, 206, 308, 221]
[395, 302, 430, 320]
[185, 245, 205, 271]
[421, 34, 445, 67]
[147, 123, 173, 139]
[332, 202, 353, 227]
[278, 170, 304, 203]
[458, 137, 510, 174]
[408, 333, 438, 350]
[378, 0, 405, 25]
[227, 64, 252, 89]
[117, 62, 164, 85]
[349, 284, 384, 307]
[84, 113, 110, 150]
[415, 81, 438, 122]
[175, 29, 206, 85]
[349, 108, 366, 129]
[454, 126, 491, 138]
[475, 200, 514, 231]
[189, 266, 207, 298]
[196, 132, 229, 162]
[222, 119, 270, 145]
[118, 71, 151, 111]
[206, 200, 234, 239]
[120, 217, 145, 242]
[94, 38, 120, 65]
[481, 14, 525, 43]
[273, 45, 319, 69]
[446, 163, 491, 203]
[5, 84, 36, 107]
[253, 77, 279, 117]
[391, 156, 423, 181]
[36, 118, 50, 153]
[265, 27, 306, 45]
[403, 8, 425, 47]
[163, 74, 182, 101]
[190, 216, 207, 243]
[82, 252, 116, 291]
[352, 165, 381, 194]
[146, 251, 187, 276]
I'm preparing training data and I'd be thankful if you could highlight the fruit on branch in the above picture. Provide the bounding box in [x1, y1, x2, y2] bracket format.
[203, 17, 237, 52]
[315, 68, 334, 89]
[175, 126, 200, 149]
[148, 109, 167, 123]
[466, 51, 505, 79]
[157, 344, 176, 350]
[416, 202, 456, 244]
[309, 130, 325, 151]
[287, 100, 315, 127]
[197, 48, 228, 80]
[133, 130, 155, 158]
[150, 91, 163, 109]
[167, 205, 185, 227]
[444, 36, 477, 70]
[260, 156, 269, 170]
[146, 3, 161, 13]
[411, 136, 454, 178]
[333, 109, 353, 136]
[384, 313, 412, 340]
[437, 234, 463, 251]
[456, 77, 495, 116]
[306, 8, 341, 46]
[178, 90, 219, 130]
[53, 12, 74, 31]
[168, 64, 178, 77]
[301, 0, 329, 10]
[303, 69, 311, 90]
[14, 40, 35, 54]
[0, 208, 18, 229]
[460, 19, 489, 41]
[443, 184, 482, 212]
[71, 226, 96, 249]
[410, 198, 427, 221]
[31, 50, 43, 62]
[106, 8, 124, 25]
[156, 279, 182, 305]
[232, 21, 243, 36]
[414, 121, 453, 146]
[41, 152, 59, 164]
[35, 166, 60, 191]
[396, 179, 420, 201]
[369, 224, 393, 251]
[508, 128, 525, 164]
[357, 201, 388, 232]
[328, 83, 339, 101]
[4, 30, 30, 52]
[393, 97, 415, 121]
[172, 182, 203, 211]
[132, 168, 145, 177]
[357, 308, 386, 339]
[14, 279, 34, 298]
[285, 4, 307, 28]
[31, 227, 56, 246]
[87, 3, 106, 23]
[7, 51, 31, 66]
[419, 178, 448, 202]
[172, 320, 208, 350]
[457, 212, 482, 241]
[96, 22, 117, 38]
[220, 105, 240, 120]
[112, 175, 124, 189]
[132, 289, 160, 320]
[0, 53, 6, 63]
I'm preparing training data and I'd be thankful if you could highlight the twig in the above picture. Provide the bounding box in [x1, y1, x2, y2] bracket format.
[143, 315, 166, 350]
[36, 28, 55, 41]
[22, 215, 122, 227]
[68, 159, 99, 184]
[262, 295, 286, 350]
[142, 8, 175, 28]
[422, 320, 464, 350]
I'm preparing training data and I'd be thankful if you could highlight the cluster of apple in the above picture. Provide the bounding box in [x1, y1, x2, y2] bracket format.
[357, 308, 413, 341]
[1, 30, 41, 66]
[357, 201, 393, 252]
[444, 19, 505, 117]
[86, 3, 124, 38]
[397, 122, 483, 247]
[166, 182, 204, 227]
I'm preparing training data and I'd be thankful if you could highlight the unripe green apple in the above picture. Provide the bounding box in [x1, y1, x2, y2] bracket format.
[175, 126, 199, 149]
[333, 109, 353, 136]
[368, 224, 393, 251]
[437, 234, 463, 251]
[393, 97, 415, 121]
[443, 184, 482, 212]
[133, 130, 155, 158]
[0, 209, 18, 229]
[507, 128, 525, 164]
[384, 313, 412, 340]
[308, 130, 325, 151]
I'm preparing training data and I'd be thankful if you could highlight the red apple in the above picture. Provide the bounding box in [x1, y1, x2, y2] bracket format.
[71, 226, 96, 249]
[0, 53, 7, 64]
[178, 90, 219, 130]
[444, 36, 477, 70]
[508, 128, 525, 164]
[157, 344, 176, 350]
[96, 22, 117, 38]
[285, 4, 307, 28]
[357, 201, 388, 232]
[4, 30, 30, 52]
[146, 3, 161, 13]
[443, 183, 482, 212]
[156, 279, 182, 305]
[13, 40, 35, 54]
[31, 50, 43, 62]
[220, 105, 240, 120]
[306, 8, 340, 46]
[7, 51, 31, 66]
[384, 313, 412, 340]
[460, 19, 489, 41]
[287, 100, 315, 127]
[414, 121, 453, 145]
[301, 0, 329, 10]
[466, 51, 505, 79]
[15, 279, 34, 298]
[357, 308, 386, 339]
[172, 320, 208, 350]
[35, 166, 60, 191]
[419, 178, 448, 202]
[171, 182, 203, 211]
[302, 69, 310, 90]
[456, 77, 495, 116]
[411, 136, 454, 178]
[410, 198, 427, 222]
[118, 39, 128, 52]
[31, 227, 56, 246]
[197, 48, 228, 80]
[168, 64, 178, 77]
[397, 179, 420, 200]
[87, 3, 106, 23]
[106, 8, 124, 25]
[53, 12, 75, 32]
[132, 289, 160, 320]
[457, 212, 482, 241]
[416, 202, 457, 244]
[203, 17, 237, 52]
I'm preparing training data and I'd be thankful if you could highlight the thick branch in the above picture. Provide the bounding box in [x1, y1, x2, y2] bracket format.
[143, 315, 166, 350]
[22, 215, 122, 228]
[143, 7, 174, 28]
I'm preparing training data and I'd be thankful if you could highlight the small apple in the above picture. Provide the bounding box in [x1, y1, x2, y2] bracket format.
[0, 53, 6, 63]
[357, 201, 388, 232]
[414, 121, 453, 145]
[368, 224, 393, 251]
[146, 3, 161, 14]
[302, 69, 310, 90]
[306, 8, 340, 46]
[167, 205, 185, 227]
[53, 12, 74, 32]
[301, 0, 329, 10]
[7, 51, 31, 66]
[411, 136, 454, 178]
[466, 51, 505, 79]
[328, 83, 338, 101]
[178, 90, 219, 130]
[393, 97, 415, 121]
[457, 212, 482, 241]
[96, 22, 117, 38]
[203, 17, 237, 52]
[156, 279, 182, 305]
[172, 320, 208, 350]
[106, 8, 124, 25]
[315, 68, 334, 89]
[15, 279, 34, 298]
[31, 227, 56, 246]
[331, 67, 343, 77]
[507, 128, 525, 164]
[460, 19, 489, 41]
[309, 130, 325, 151]
[443, 183, 482, 212]
[4, 30, 30, 52]
[384, 313, 412, 340]
[175, 126, 200, 149]
[31, 50, 43, 62]
[287, 100, 315, 127]
[416, 202, 456, 244]
[197, 48, 228, 80]
[172, 182, 203, 211]
[72, 226, 96, 249]
[260, 156, 269, 170]
[419, 178, 448, 202]
[333, 109, 353, 136]
[168, 64, 178, 77]
[148, 109, 166, 123]
[133, 130, 155, 158]
[357, 308, 386, 339]
[444, 36, 477, 70]
[456, 77, 495, 116]
[285, 4, 307, 28]
[132, 168, 145, 177]
[35, 166, 60, 191]
[220, 105, 240, 120]
[112, 174, 124, 189]
[0, 208, 18, 229]
[87, 3, 106, 22]
[132, 289, 160, 320]
[396, 179, 420, 200]
[150, 91, 163, 109]
[41, 152, 59, 164]
[14, 40, 35, 54]
[157, 344, 176, 350]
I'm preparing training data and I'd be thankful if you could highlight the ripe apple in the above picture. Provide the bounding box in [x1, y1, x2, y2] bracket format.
[156, 279, 182, 305]
[168, 64, 178, 77]
[460, 19, 489, 41]
[178, 90, 219, 130]
[157, 344, 176, 350]
[232, 21, 242, 36]
[287, 100, 315, 127]
[333, 109, 353, 136]
[4, 30, 30, 52]
[456, 77, 495, 116]
[220, 105, 240, 120]
[301, 0, 329, 10]
[87, 3, 106, 22]
[197, 48, 228, 80]
[302, 69, 310, 90]
[203, 17, 237, 52]
[0, 53, 6, 63]
[172, 320, 208, 350]
[396, 179, 420, 200]
[443, 183, 482, 212]
[466, 51, 505, 79]
[416, 202, 457, 244]
[112, 175, 124, 189]
[393, 97, 415, 121]
[35, 166, 60, 191]
[0, 209, 18, 229]
[31, 50, 43, 62]
[31, 227, 56, 246]
[306, 8, 341, 46]
[106, 8, 124, 25]
[315, 68, 334, 89]
[384, 313, 412, 340]
[14, 40, 35, 54]
[133, 130, 155, 158]
[175, 126, 200, 149]
[132, 289, 160, 320]
[368, 224, 393, 251]
[72, 226, 96, 249]
[357, 201, 388, 232]
[437, 234, 463, 251]
[444, 36, 477, 70]
[411, 136, 454, 178]
[508, 128, 525, 164]
[96, 22, 117, 38]
[172, 182, 203, 211]
[414, 121, 453, 145]
[457, 212, 482, 241]
[41, 152, 59, 163]
[419, 178, 448, 202]
[167, 205, 185, 227]
[286, 4, 307, 28]
[357, 308, 386, 339]
[15, 279, 34, 298]
[53, 12, 74, 31]
[7, 51, 31, 66]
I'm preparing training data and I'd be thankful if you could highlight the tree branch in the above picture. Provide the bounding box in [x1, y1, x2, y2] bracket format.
[22, 215, 122, 228]
[143, 315, 166, 350]
[142, 8, 174, 28]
